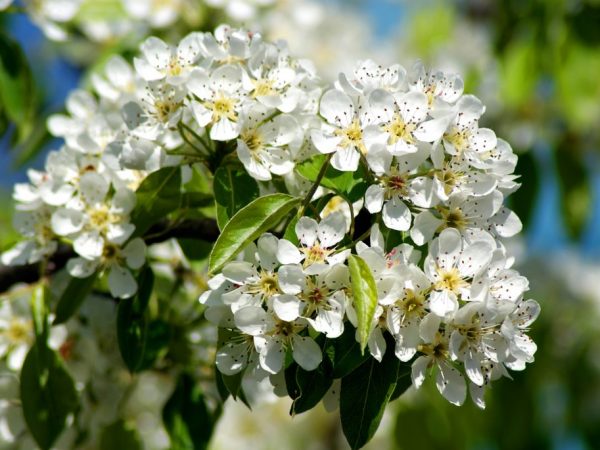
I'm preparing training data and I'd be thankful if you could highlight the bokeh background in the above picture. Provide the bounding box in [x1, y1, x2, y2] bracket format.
[2, 0, 600, 449]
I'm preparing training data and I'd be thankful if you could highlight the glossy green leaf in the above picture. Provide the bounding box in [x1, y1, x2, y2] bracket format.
[163, 373, 214, 450]
[213, 165, 259, 230]
[296, 154, 366, 201]
[326, 325, 370, 379]
[389, 363, 412, 402]
[20, 343, 78, 450]
[285, 359, 333, 415]
[100, 420, 143, 450]
[208, 194, 300, 274]
[348, 255, 378, 353]
[131, 166, 181, 237]
[340, 341, 400, 450]
[0, 31, 35, 144]
[116, 266, 154, 372]
[53, 272, 98, 325]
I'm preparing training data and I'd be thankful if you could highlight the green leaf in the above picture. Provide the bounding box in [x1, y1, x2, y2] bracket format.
[348, 255, 378, 353]
[285, 359, 333, 415]
[389, 363, 412, 402]
[0, 31, 35, 143]
[283, 215, 299, 245]
[180, 192, 214, 210]
[131, 166, 181, 237]
[100, 420, 143, 450]
[116, 266, 154, 372]
[208, 194, 300, 274]
[213, 165, 260, 230]
[53, 273, 97, 325]
[30, 283, 48, 339]
[20, 343, 78, 450]
[326, 325, 370, 379]
[163, 373, 214, 450]
[296, 154, 367, 201]
[340, 340, 400, 450]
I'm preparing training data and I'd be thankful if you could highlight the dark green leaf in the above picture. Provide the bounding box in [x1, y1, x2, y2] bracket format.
[163, 373, 214, 450]
[0, 31, 35, 143]
[389, 363, 412, 402]
[285, 359, 333, 415]
[208, 194, 300, 274]
[340, 340, 400, 450]
[53, 273, 98, 325]
[348, 255, 378, 353]
[20, 343, 78, 450]
[131, 166, 181, 237]
[283, 215, 299, 245]
[100, 420, 143, 450]
[180, 192, 214, 209]
[213, 165, 259, 230]
[178, 238, 212, 261]
[327, 325, 370, 379]
[117, 266, 154, 372]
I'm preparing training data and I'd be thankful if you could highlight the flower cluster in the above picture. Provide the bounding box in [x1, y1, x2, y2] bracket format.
[1, 26, 538, 418]
[198, 51, 539, 408]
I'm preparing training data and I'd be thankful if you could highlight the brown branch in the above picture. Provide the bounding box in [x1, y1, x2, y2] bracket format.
[0, 218, 219, 294]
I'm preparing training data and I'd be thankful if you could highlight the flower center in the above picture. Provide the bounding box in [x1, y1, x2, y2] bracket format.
[434, 267, 467, 294]
[168, 57, 183, 76]
[335, 119, 367, 155]
[301, 242, 332, 267]
[438, 207, 468, 231]
[241, 129, 263, 153]
[5, 318, 32, 344]
[89, 205, 111, 230]
[383, 114, 416, 145]
[252, 79, 275, 98]
[154, 99, 180, 122]
[400, 289, 425, 316]
[258, 272, 279, 297]
[208, 94, 238, 123]
[444, 127, 471, 152]
[382, 171, 408, 198]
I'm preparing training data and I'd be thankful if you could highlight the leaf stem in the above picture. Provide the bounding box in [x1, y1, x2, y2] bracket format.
[298, 153, 332, 218]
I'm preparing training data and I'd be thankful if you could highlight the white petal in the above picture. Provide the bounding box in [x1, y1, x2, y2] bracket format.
[73, 231, 104, 260]
[411, 355, 430, 389]
[364, 185, 385, 213]
[234, 307, 273, 336]
[51, 209, 84, 236]
[66, 257, 98, 278]
[292, 335, 322, 371]
[122, 238, 146, 269]
[273, 295, 304, 321]
[409, 211, 443, 246]
[318, 212, 346, 248]
[382, 198, 412, 231]
[216, 342, 249, 375]
[108, 264, 137, 298]
[259, 337, 285, 374]
[277, 240, 303, 265]
[296, 217, 318, 247]
[320, 89, 354, 127]
[331, 146, 360, 172]
[277, 265, 305, 295]
[436, 363, 466, 406]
